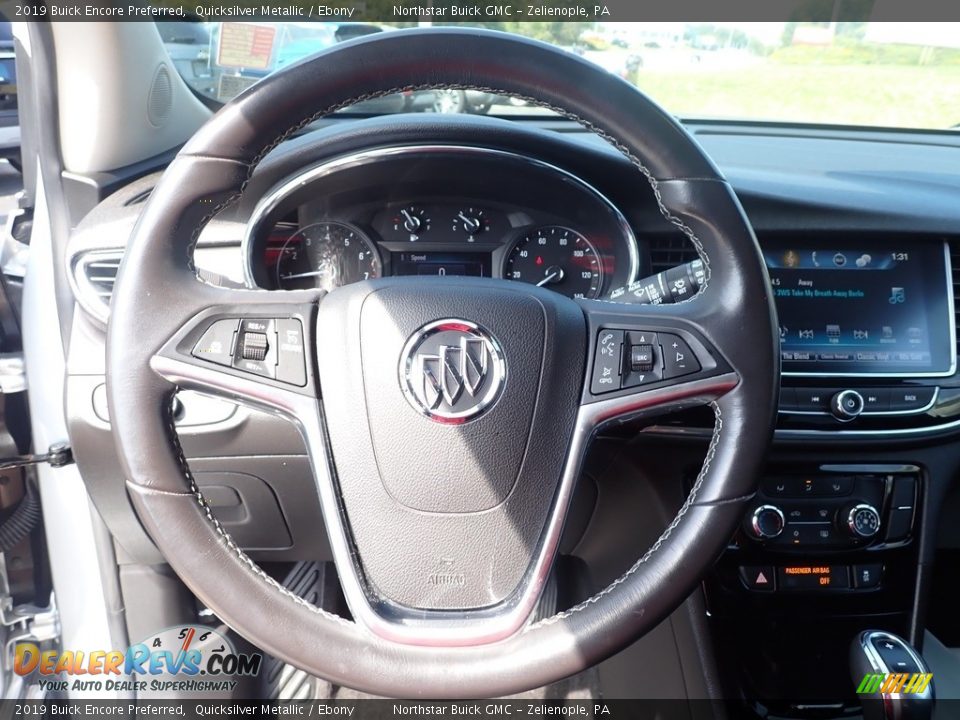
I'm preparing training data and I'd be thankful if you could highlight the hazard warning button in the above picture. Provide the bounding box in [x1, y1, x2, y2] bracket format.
[739, 565, 776, 592]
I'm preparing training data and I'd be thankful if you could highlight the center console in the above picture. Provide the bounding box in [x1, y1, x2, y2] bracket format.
[709, 464, 922, 713]
[700, 236, 956, 716]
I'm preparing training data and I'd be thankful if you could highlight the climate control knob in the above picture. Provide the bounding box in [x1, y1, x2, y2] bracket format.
[831, 389, 865, 421]
[843, 503, 881, 539]
[750, 505, 785, 539]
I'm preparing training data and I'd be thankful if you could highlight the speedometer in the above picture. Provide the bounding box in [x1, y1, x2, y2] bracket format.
[503, 226, 604, 299]
[275, 221, 381, 291]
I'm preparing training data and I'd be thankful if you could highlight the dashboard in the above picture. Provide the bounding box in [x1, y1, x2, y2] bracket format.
[242, 146, 638, 299]
[60, 116, 960, 711]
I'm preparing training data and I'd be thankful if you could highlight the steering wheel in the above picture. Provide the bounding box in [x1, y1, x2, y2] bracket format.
[107, 28, 777, 697]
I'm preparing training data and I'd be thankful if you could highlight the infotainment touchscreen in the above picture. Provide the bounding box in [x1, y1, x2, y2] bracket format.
[763, 240, 954, 376]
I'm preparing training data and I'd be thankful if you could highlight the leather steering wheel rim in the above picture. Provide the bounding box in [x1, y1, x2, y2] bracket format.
[107, 28, 778, 697]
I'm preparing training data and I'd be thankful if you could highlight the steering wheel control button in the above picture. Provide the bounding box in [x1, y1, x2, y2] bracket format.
[629, 344, 655, 372]
[659, 333, 701, 379]
[192, 319, 239, 367]
[844, 503, 882, 539]
[232, 318, 277, 379]
[590, 329, 623, 394]
[749, 505, 785, 539]
[621, 331, 662, 388]
[853, 564, 883, 589]
[275, 319, 307, 386]
[831, 389, 864, 421]
[241, 332, 269, 362]
[739, 565, 775, 592]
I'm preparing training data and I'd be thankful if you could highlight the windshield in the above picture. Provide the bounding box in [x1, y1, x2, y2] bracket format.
[167, 21, 960, 130]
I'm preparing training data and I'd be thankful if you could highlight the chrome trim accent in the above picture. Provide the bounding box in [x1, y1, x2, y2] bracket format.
[642, 410, 960, 439]
[750, 505, 785, 539]
[778, 387, 940, 419]
[819, 464, 920, 474]
[782, 242, 956, 378]
[858, 631, 934, 703]
[151, 353, 735, 646]
[831, 389, 863, 422]
[397, 318, 506, 423]
[847, 503, 881, 538]
[241, 145, 640, 292]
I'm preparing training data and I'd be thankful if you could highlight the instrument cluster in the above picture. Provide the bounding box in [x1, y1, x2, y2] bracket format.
[245, 147, 639, 300]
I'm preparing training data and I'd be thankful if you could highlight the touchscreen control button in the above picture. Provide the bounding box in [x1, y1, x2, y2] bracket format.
[889, 387, 936, 412]
[859, 388, 890, 413]
[831, 389, 864, 421]
[795, 388, 831, 412]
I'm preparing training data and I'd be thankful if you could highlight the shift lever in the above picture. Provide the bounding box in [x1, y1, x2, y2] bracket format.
[850, 630, 934, 720]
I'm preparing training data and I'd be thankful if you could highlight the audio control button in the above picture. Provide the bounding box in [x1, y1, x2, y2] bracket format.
[831, 389, 864, 421]
[795, 388, 832, 411]
[889, 387, 936, 412]
[859, 388, 890, 412]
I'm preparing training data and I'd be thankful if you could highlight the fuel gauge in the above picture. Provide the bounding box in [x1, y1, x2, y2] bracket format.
[392, 206, 431, 241]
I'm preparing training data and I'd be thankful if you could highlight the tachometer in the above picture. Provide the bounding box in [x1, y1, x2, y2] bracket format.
[503, 226, 603, 299]
[275, 221, 381, 291]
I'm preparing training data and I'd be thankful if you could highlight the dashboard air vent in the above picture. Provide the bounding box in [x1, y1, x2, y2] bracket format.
[648, 235, 699, 275]
[71, 251, 123, 325]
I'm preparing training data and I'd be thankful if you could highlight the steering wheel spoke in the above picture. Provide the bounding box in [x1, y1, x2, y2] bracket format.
[578, 297, 740, 426]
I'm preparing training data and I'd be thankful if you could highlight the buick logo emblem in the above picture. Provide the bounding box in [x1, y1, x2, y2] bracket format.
[399, 319, 506, 423]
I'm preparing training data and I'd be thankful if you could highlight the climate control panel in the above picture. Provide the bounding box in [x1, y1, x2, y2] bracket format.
[741, 472, 916, 550]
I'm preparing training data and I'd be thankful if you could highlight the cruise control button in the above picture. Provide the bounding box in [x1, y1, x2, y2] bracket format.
[276, 319, 307, 387]
[888, 387, 936, 412]
[659, 333, 700, 379]
[241, 332, 269, 362]
[241, 318, 271, 334]
[232, 319, 277, 379]
[192, 319, 238, 366]
[590, 330, 623, 395]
